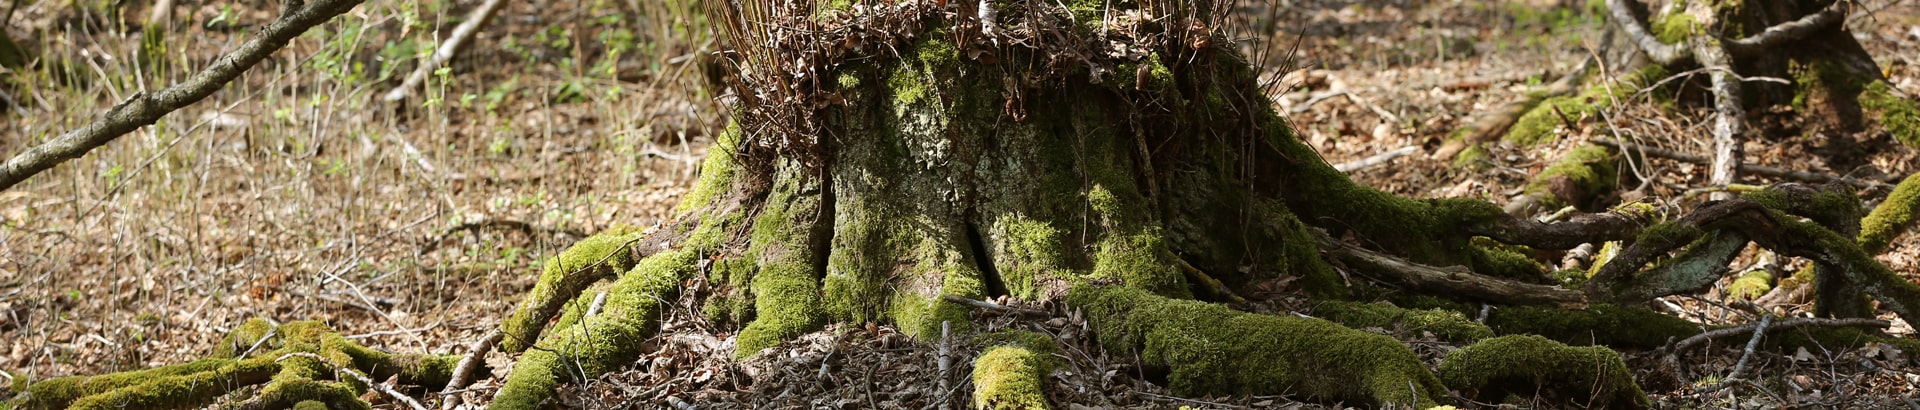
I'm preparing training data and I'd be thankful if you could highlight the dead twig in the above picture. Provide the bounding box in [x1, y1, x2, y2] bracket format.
[1333, 145, 1418, 173]
[942, 295, 1050, 317]
[278, 352, 429, 410]
[1593, 138, 1891, 188]
[439, 330, 504, 410]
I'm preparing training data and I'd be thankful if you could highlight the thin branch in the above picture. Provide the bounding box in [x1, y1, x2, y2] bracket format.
[381, 0, 509, 102]
[0, 0, 365, 191]
[1606, 0, 1691, 65]
[1592, 138, 1889, 187]
[1693, 38, 1745, 201]
[1727, 0, 1851, 56]
[1311, 228, 1589, 307]
[439, 330, 504, 410]
[1333, 145, 1417, 173]
[942, 295, 1049, 317]
[278, 352, 430, 410]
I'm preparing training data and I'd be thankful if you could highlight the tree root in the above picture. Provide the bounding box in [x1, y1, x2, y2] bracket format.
[971, 332, 1059, 410]
[1439, 335, 1650, 409]
[1067, 285, 1445, 407]
[1587, 189, 1920, 320]
[10, 319, 459, 410]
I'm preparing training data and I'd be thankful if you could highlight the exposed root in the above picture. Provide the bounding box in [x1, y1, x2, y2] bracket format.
[489, 249, 703, 408]
[1067, 285, 1445, 406]
[970, 333, 1058, 410]
[1439, 335, 1650, 409]
[10, 319, 458, 410]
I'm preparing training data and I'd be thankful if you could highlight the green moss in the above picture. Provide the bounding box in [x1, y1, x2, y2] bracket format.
[18, 320, 457, 410]
[1726, 269, 1773, 301]
[990, 216, 1064, 301]
[493, 248, 700, 408]
[1862, 81, 1920, 147]
[1315, 300, 1494, 343]
[1505, 65, 1666, 146]
[1069, 286, 1445, 407]
[1486, 304, 1700, 348]
[499, 231, 643, 352]
[1439, 335, 1650, 409]
[214, 318, 278, 358]
[290, 400, 330, 410]
[1652, 10, 1699, 44]
[738, 262, 828, 358]
[702, 257, 759, 328]
[1859, 173, 1920, 253]
[676, 124, 743, 217]
[1521, 144, 1618, 210]
[1090, 231, 1187, 297]
[971, 345, 1056, 410]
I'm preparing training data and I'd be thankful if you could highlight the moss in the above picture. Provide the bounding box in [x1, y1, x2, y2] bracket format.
[492, 249, 700, 408]
[291, 400, 330, 410]
[737, 262, 828, 357]
[702, 257, 759, 328]
[736, 160, 831, 359]
[214, 318, 278, 358]
[1486, 304, 1700, 348]
[1314, 300, 1495, 343]
[1438, 335, 1650, 409]
[1859, 173, 1920, 253]
[1090, 230, 1187, 297]
[1521, 144, 1619, 210]
[18, 320, 457, 410]
[990, 216, 1065, 301]
[971, 345, 1055, 410]
[1069, 286, 1445, 407]
[676, 124, 743, 217]
[1726, 269, 1773, 301]
[499, 231, 643, 352]
[1861, 81, 1920, 147]
[1504, 65, 1666, 146]
[1652, 10, 1699, 44]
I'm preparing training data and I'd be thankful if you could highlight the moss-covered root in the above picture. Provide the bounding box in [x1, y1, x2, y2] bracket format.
[499, 232, 645, 353]
[1859, 173, 1920, 254]
[1313, 300, 1494, 344]
[491, 248, 700, 408]
[971, 333, 1060, 410]
[1507, 144, 1620, 216]
[1486, 304, 1701, 349]
[1439, 335, 1650, 409]
[1068, 286, 1446, 407]
[12, 319, 458, 410]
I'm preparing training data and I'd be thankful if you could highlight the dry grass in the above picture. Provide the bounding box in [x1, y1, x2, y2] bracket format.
[0, 0, 717, 381]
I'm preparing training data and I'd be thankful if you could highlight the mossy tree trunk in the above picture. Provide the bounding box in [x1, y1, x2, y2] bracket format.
[481, 0, 1702, 407]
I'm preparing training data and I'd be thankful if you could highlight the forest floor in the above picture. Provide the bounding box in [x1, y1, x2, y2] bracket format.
[2, 0, 1919, 408]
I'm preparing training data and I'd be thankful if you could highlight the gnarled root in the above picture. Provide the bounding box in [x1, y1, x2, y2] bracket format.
[11, 319, 459, 410]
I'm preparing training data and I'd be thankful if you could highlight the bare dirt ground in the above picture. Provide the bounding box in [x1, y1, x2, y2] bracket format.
[2, 0, 1918, 408]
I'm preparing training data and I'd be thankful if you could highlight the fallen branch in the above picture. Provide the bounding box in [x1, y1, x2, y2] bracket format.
[438, 330, 501, 410]
[942, 295, 1049, 317]
[0, 0, 364, 191]
[381, 0, 509, 102]
[1333, 145, 1418, 173]
[1593, 138, 1888, 187]
[1311, 228, 1588, 307]
[1726, 0, 1852, 56]
[1669, 316, 1887, 355]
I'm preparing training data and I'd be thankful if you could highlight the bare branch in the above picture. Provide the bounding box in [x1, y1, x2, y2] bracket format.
[438, 330, 504, 410]
[1727, 0, 1851, 56]
[1607, 0, 1692, 65]
[0, 0, 365, 191]
[1694, 40, 1745, 201]
[382, 0, 508, 102]
[1312, 228, 1588, 307]
[1593, 138, 1889, 187]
